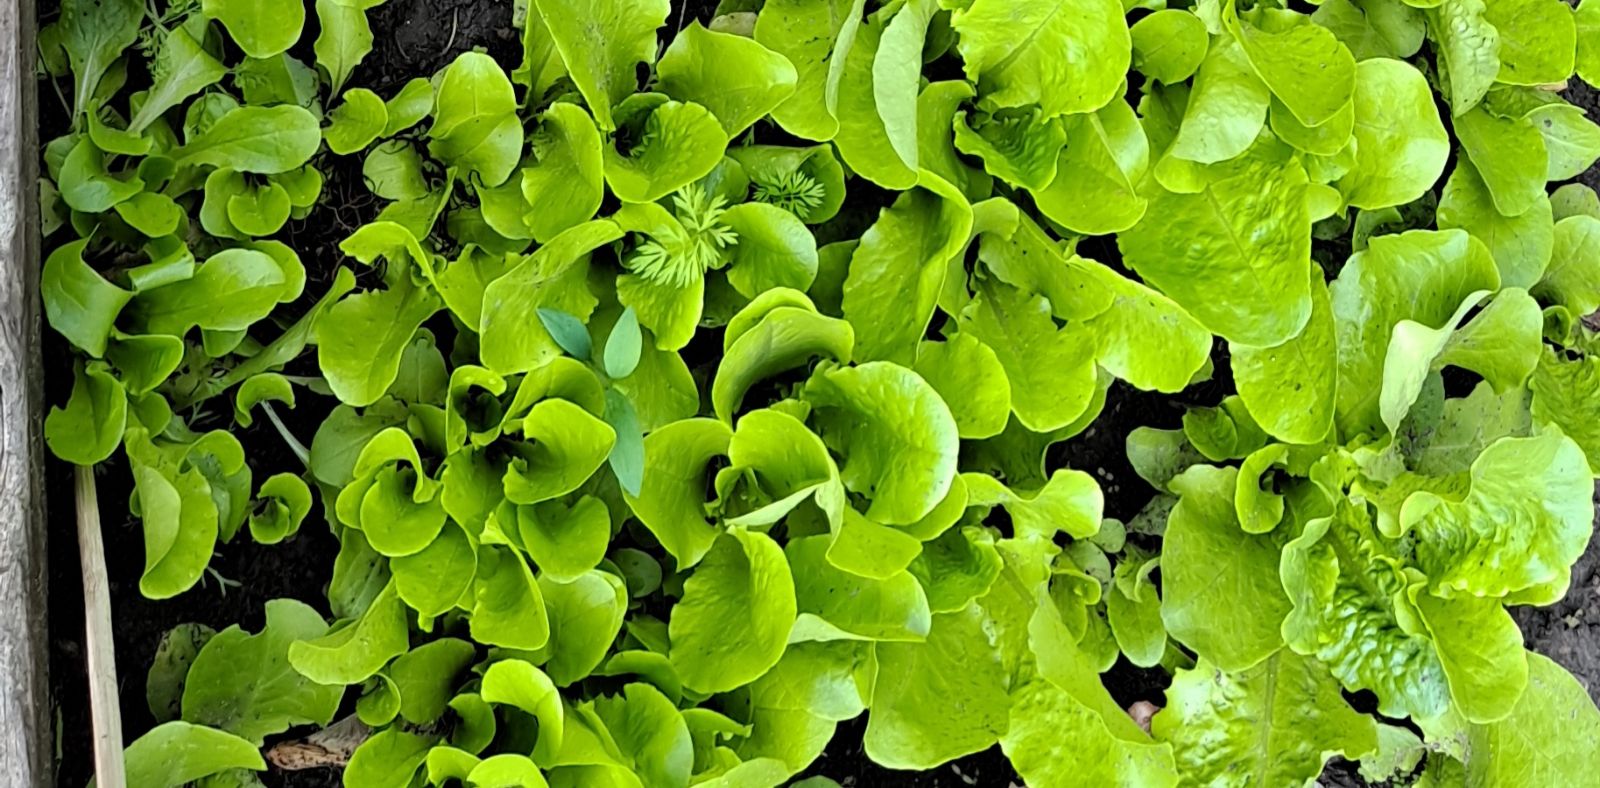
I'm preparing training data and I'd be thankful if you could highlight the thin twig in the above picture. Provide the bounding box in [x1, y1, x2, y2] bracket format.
[76, 465, 125, 788]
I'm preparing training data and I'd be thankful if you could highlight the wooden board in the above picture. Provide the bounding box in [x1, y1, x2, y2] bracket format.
[0, 0, 52, 784]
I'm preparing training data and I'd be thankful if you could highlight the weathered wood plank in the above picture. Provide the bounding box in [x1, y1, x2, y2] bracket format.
[0, 0, 51, 783]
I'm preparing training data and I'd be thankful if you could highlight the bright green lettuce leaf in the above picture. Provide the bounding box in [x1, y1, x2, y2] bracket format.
[123, 721, 264, 788]
[1160, 465, 1290, 671]
[1438, 159, 1555, 288]
[721, 203, 819, 297]
[59, 137, 141, 213]
[1531, 345, 1600, 474]
[912, 333, 1011, 440]
[247, 473, 312, 544]
[953, 109, 1064, 192]
[669, 528, 796, 693]
[728, 145, 848, 225]
[950, 0, 1130, 118]
[1330, 229, 1501, 435]
[428, 52, 523, 187]
[963, 470, 1102, 542]
[863, 604, 1009, 768]
[130, 26, 226, 134]
[1533, 215, 1600, 316]
[1456, 652, 1600, 784]
[1412, 593, 1527, 724]
[181, 599, 342, 743]
[503, 399, 616, 505]
[518, 496, 611, 581]
[1408, 432, 1591, 597]
[1231, 277, 1337, 445]
[1426, 0, 1500, 115]
[537, 570, 628, 686]
[42, 239, 132, 357]
[481, 658, 564, 763]
[316, 275, 441, 407]
[384, 77, 434, 136]
[830, 1, 937, 190]
[45, 361, 126, 465]
[658, 22, 798, 136]
[391, 521, 476, 618]
[623, 418, 730, 567]
[754, 0, 864, 141]
[603, 97, 729, 204]
[1312, 0, 1425, 60]
[907, 527, 1002, 614]
[1153, 652, 1378, 786]
[1157, 37, 1270, 171]
[173, 105, 322, 174]
[1033, 99, 1150, 235]
[204, 0, 305, 58]
[59, 0, 142, 125]
[1337, 58, 1450, 211]
[288, 581, 410, 685]
[788, 535, 932, 641]
[1483, 0, 1574, 85]
[481, 221, 617, 375]
[389, 640, 474, 726]
[1525, 103, 1600, 182]
[522, 103, 606, 244]
[1227, 5, 1356, 128]
[958, 281, 1098, 432]
[1106, 557, 1165, 667]
[1130, 9, 1208, 84]
[803, 361, 959, 525]
[1120, 144, 1313, 347]
[345, 728, 435, 787]
[313, 0, 373, 94]
[1455, 106, 1549, 219]
[841, 174, 972, 364]
[531, 0, 669, 131]
[324, 88, 387, 155]
[471, 546, 551, 651]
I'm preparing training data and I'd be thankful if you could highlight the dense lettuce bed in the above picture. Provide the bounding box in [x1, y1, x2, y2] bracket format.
[37, 0, 1600, 785]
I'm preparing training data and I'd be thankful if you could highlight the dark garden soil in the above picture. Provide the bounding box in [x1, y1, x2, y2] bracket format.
[36, 1, 1600, 787]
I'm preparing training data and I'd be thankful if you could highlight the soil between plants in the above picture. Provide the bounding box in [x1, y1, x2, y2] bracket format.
[36, 2, 1600, 787]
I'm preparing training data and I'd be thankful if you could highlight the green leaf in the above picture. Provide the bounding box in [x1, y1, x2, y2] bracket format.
[953, 109, 1065, 192]
[1226, 5, 1357, 128]
[536, 570, 628, 686]
[203, 0, 306, 58]
[536, 308, 593, 361]
[787, 535, 932, 641]
[1336, 58, 1450, 211]
[471, 546, 551, 651]
[46, 361, 128, 468]
[1330, 229, 1501, 436]
[951, 0, 1130, 118]
[324, 88, 387, 155]
[803, 362, 959, 525]
[247, 473, 312, 545]
[1438, 158, 1555, 289]
[521, 103, 606, 244]
[481, 221, 618, 375]
[1032, 99, 1150, 235]
[129, 26, 226, 134]
[963, 470, 1103, 542]
[1533, 215, 1600, 316]
[58, 137, 142, 212]
[384, 77, 434, 137]
[1409, 432, 1592, 598]
[1456, 652, 1600, 783]
[517, 495, 611, 582]
[1159, 465, 1290, 672]
[912, 333, 1010, 440]
[42, 239, 133, 357]
[504, 398, 616, 506]
[603, 390, 645, 498]
[288, 581, 409, 685]
[428, 52, 523, 187]
[842, 176, 972, 364]
[531, 0, 668, 131]
[1121, 144, 1313, 347]
[389, 639, 477, 725]
[603, 97, 729, 204]
[345, 728, 435, 788]
[174, 105, 323, 174]
[182, 599, 342, 743]
[1455, 106, 1549, 218]
[315, 272, 441, 407]
[623, 418, 731, 567]
[233, 372, 296, 428]
[958, 281, 1098, 433]
[1153, 652, 1378, 786]
[123, 721, 264, 788]
[1412, 593, 1527, 724]
[1531, 347, 1600, 474]
[658, 22, 798, 136]
[1130, 9, 1208, 84]
[1427, 0, 1500, 114]
[864, 604, 1009, 769]
[754, 0, 863, 141]
[1230, 277, 1337, 444]
[669, 528, 796, 694]
[1155, 37, 1269, 170]
[591, 682, 694, 787]
[391, 521, 477, 618]
[602, 307, 643, 380]
[146, 624, 215, 724]
[313, 0, 373, 94]
[1312, 0, 1426, 60]
[58, 0, 140, 125]
[1484, 0, 1575, 85]
[830, 3, 936, 190]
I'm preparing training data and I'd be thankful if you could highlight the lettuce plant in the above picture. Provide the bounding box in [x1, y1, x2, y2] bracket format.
[36, 0, 1600, 785]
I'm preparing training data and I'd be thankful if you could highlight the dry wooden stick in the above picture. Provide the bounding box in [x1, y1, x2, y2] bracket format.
[75, 465, 125, 788]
